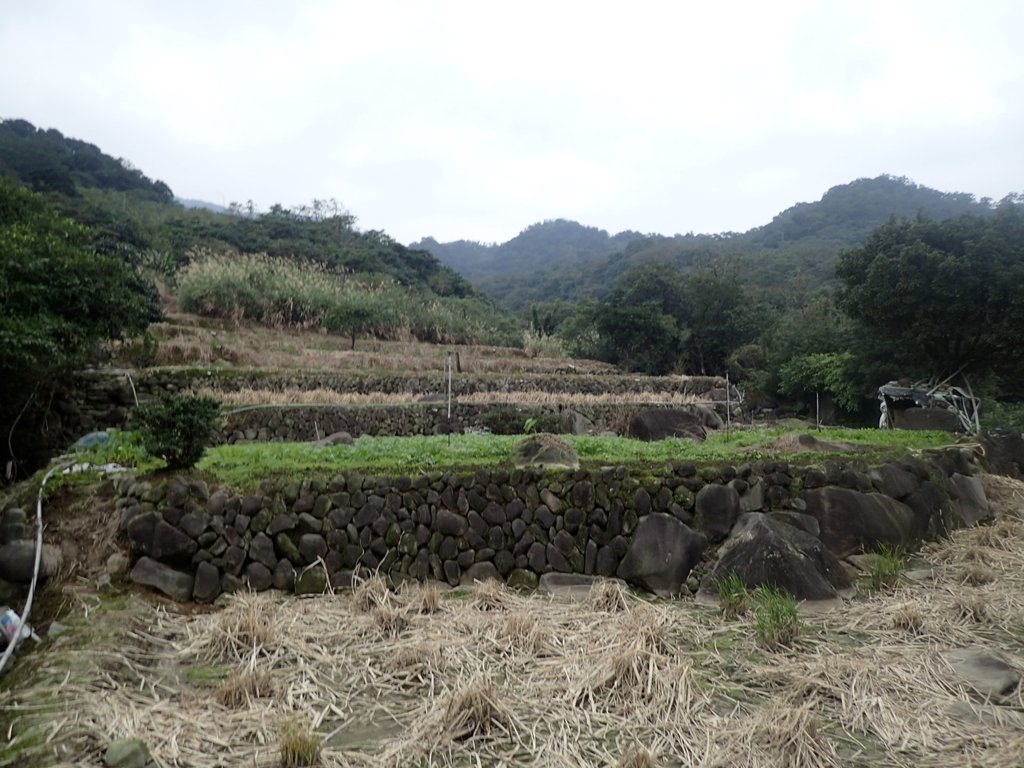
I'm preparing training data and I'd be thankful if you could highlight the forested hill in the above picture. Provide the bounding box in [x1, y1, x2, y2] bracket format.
[0, 117, 471, 296]
[746, 175, 993, 249]
[411, 219, 644, 279]
[420, 175, 996, 309]
[0, 117, 174, 201]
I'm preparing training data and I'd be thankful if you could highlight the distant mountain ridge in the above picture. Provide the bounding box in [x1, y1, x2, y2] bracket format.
[411, 219, 644, 279]
[415, 176, 998, 308]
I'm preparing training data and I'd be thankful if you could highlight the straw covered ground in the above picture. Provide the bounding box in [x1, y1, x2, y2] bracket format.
[3, 476, 1024, 767]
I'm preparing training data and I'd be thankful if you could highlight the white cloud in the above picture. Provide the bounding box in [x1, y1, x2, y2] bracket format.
[1, 0, 1021, 243]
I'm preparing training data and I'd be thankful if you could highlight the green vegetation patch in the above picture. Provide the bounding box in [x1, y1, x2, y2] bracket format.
[197, 428, 953, 490]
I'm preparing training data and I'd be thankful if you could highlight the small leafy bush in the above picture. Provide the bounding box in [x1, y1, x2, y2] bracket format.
[751, 586, 801, 649]
[714, 572, 749, 618]
[132, 394, 221, 469]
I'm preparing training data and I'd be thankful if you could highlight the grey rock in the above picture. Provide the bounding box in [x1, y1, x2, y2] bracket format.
[700, 513, 852, 602]
[272, 559, 296, 591]
[950, 473, 992, 527]
[944, 648, 1020, 700]
[695, 483, 741, 543]
[268, 513, 296, 536]
[150, 520, 197, 565]
[295, 564, 329, 595]
[298, 533, 328, 564]
[245, 562, 273, 591]
[0, 541, 62, 582]
[507, 568, 539, 590]
[627, 408, 706, 442]
[129, 556, 194, 602]
[192, 561, 221, 603]
[617, 513, 707, 596]
[435, 508, 468, 537]
[104, 738, 151, 768]
[460, 561, 501, 585]
[513, 434, 580, 470]
[249, 532, 277, 569]
[869, 463, 920, 500]
[802, 487, 916, 557]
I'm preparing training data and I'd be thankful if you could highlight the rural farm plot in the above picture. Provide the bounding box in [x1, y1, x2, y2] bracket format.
[3, 477, 1024, 767]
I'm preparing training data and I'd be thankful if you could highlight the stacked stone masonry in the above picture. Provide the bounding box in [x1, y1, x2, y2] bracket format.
[116, 447, 991, 603]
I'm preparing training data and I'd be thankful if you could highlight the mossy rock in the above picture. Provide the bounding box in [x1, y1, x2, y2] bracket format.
[513, 433, 580, 470]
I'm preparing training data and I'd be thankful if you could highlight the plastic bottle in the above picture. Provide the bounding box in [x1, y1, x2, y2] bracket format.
[0, 606, 39, 647]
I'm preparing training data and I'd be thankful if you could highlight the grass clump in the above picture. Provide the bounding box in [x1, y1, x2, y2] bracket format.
[436, 676, 517, 743]
[214, 669, 276, 708]
[714, 572, 749, 617]
[278, 718, 321, 767]
[751, 586, 801, 650]
[865, 546, 906, 591]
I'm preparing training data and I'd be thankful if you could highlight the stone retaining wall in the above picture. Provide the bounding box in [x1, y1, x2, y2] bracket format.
[51, 368, 740, 447]
[116, 446, 991, 604]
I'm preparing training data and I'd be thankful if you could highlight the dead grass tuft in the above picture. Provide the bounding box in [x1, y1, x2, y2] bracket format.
[589, 579, 630, 612]
[960, 562, 996, 586]
[372, 604, 410, 638]
[278, 718, 321, 767]
[388, 642, 445, 675]
[891, 602, 925, 634]
[616, 604, 671, 655]
[401, 581, 444, 614]
[352, 573, 393, 612]
[472, 578, 511, 611]
[735, 704, 836, 768]
[198, 593, 281, 661]
[435, 676, 518, 744]
[577, 648, 697, 719]
[950, 592, 990, 623]
[617, 743, 659, 768]
[496, 612, 548, 655]
[214, 669, 276, 708]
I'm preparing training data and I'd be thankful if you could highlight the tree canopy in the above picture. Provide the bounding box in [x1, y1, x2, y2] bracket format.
[0, 179, 161, 455]
[836, 200, 1024, 380]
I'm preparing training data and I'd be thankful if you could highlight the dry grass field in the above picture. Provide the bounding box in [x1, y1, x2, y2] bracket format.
[4, 476, 1023, 767]
[137, 313, 617, 376]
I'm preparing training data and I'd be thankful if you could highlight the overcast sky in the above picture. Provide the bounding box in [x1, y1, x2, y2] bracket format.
[3, 1, 1022, 244]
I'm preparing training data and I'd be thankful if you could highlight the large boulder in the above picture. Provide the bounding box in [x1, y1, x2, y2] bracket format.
[513, 434, 579, 470]
[616, 513, 707, 596]
[698, 513, 852, 602]
[802, 487, 915, 556]
[626, 409, 707, 442]
[949, 473, 992, 527]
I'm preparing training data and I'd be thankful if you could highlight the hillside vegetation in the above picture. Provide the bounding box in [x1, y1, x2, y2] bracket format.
[418, 176, 998, 309]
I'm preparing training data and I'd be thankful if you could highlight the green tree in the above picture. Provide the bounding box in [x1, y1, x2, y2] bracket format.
[679, 264, 757, 375]
[836, 201, 1024, 380]
[324, 293, 399, 349]
[594, 305, 683, 375]
[0, 179, 161, 468]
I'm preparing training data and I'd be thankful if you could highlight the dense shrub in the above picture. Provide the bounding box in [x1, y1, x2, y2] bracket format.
[133, 394, 221, 469]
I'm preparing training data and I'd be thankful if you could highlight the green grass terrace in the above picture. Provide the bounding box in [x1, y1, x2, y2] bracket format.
[193, 428, 956, 490]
